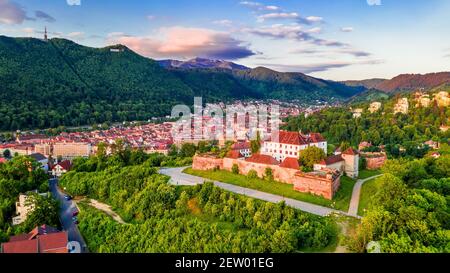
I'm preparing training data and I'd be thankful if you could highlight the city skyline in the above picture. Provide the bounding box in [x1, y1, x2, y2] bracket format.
[0, 0, 449, 80]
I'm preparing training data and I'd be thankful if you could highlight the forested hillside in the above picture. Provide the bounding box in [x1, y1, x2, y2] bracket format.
[285, 89, 450, 158]
[60, 149, 337, 253]
[0, 36, 360, 131]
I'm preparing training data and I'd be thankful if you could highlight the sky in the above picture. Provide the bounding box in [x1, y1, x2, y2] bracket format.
[0, 0, 449, 81]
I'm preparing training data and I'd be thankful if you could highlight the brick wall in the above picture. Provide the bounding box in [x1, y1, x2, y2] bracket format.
[193, 155, 339, 199]
[362, 152, 387, 170]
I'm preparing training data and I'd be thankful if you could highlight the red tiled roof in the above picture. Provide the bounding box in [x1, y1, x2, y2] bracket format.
[246, 154, 279, 165]
[232, 142, 250, 150]
[342, 147, 358, 155]
[226, 150, 243, 159]
[54, 160, 72, 171]
[38, 232, 68, 253]
[280, 158, 300, 169]
[2, 239, 38, 253]
[319, 155, 344, 165]
[0, 158, 7, 164]
[1, 225, 68, 254]
[309, 133, 325, 143]
[278, 131, 305, 145]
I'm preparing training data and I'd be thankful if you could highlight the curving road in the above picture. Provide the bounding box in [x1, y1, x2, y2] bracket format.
[159, 167, 348, 217]
[348, 175, 384, 217]
[49, 178, 88, 253]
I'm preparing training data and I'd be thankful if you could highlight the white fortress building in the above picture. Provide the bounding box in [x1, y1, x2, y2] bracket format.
[262, 131, 327, 162]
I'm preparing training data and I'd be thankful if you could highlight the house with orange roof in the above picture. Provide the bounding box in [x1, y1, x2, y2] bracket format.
[1, 225, 68, 253]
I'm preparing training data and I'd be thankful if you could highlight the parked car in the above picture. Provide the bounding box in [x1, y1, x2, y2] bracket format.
[72, 210, 79, 217]
[72, 217, 79, 225]
[64, 195, 72, 201]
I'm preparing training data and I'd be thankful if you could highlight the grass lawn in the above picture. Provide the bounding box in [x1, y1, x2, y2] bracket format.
[184, 168, 356, 211]
[358, 169, 382, 180]
[358, 177, 383, 216]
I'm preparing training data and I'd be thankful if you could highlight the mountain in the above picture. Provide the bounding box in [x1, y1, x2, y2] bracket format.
[341, 78, 386, 89]
[0, 36, 361, 131]
[158, 57, 250, 71]
[374, 72, 450, 93]
[342, 73, 450, 93]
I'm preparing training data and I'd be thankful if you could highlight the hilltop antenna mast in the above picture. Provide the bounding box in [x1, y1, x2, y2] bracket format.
[44, 27, 48, 42]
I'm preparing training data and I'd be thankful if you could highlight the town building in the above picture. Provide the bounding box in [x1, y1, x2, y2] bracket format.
[53, 142, 92, 159]
[51, 160, 72, 177]
[313, 148, 360, 178]
[30, 153, 49, 171]
[352, 108, 363, 118]
[394, 98, 409, 114]
[12, 192, 49, 226]
[261, 131, 327, 162]
[368, 102, 382, 113]
[434, 91, 450, 107]
[231, 142, 252, 158]
[1, 225, 68, 253]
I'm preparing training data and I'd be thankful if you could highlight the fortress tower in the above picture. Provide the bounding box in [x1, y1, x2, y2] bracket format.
[341, 147, 359, 179]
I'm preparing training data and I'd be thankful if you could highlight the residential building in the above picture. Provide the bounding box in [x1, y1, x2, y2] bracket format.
[368, 102, 382, 113]
[1, 225, 68, 253]
[53, 142, 92, 159]
[394, 98, 409, 114]
[51, 160, 72, 177]
[12, 192, 49, 225]
[30, 153, 49, 171]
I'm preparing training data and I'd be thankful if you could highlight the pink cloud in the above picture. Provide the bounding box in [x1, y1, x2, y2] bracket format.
[108, 27, 255, 60]
[0, 0, 27, 24]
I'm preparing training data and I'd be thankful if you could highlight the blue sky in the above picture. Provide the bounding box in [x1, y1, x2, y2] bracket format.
[0, 0, 449, 80]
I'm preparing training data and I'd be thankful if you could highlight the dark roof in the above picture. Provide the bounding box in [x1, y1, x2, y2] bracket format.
[246, 154, 279, 166]
[280, 158, 300, 169]
[319, 155, 344, 165]
[30, 153, 47, 161]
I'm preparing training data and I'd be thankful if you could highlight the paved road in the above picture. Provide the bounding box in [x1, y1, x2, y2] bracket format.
[159, 167, 348, 217]
[49, 178, 88, 253]
[348, 175, 384, 217]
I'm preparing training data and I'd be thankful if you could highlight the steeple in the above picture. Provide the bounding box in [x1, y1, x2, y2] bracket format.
[44, 27, 48, 42]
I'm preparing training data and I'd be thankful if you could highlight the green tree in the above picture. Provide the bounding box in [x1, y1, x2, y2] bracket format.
[299, 146, 326, 170]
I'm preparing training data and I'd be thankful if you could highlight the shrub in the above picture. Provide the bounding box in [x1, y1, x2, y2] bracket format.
[231, 164, 239, 174]
[247, 170, 258, 179]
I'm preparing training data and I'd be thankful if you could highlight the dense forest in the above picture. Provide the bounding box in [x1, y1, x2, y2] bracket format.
[0, 35, 360, 131]
[349, 148, 450, 253]
[0, 157, 59, 242]
[59, 149, 337, 253]
[285, 90, 450, 158]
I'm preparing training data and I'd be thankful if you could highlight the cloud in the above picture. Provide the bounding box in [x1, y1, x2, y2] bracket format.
[257, 12, 299, 22]
[299, 16, 324, 25]
[0, 0, 28, 24]
[213, 19, 233, 27]
[367, 0, 382, 6]
[147, 15, 156, 21]
[239, 1, 280, 11]
[107, 27, 256, 60]
[259, 59, 384, 74]
[291, 47, 371, 58]
[340, 27, 354, 32]
[35, 10, 56, 23]
[67, 31, 85, 40]
[243, 24, 348, 48]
